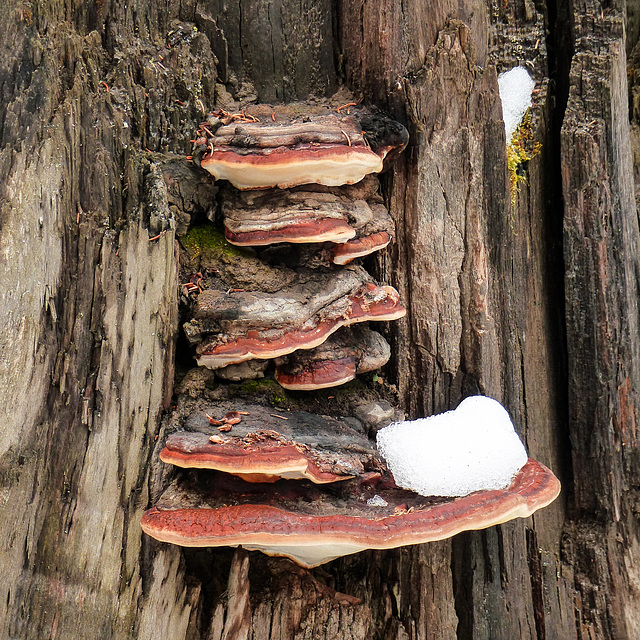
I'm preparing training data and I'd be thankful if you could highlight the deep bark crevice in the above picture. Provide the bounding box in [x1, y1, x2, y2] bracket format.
[541, 0, 575, 498]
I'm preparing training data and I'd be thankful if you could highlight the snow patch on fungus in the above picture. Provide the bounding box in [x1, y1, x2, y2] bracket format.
[367, 494, 388, 507]
[376, 396, 528, 497]
[498, 67, 535, 141]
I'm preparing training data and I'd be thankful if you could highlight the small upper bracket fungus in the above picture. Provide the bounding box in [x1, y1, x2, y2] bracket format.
[331, 230, 392, 265]
[193, 112, 408, 190]
[141, 458, 560, 567]
[160, 403, 383, 483]
[275, 325, 390, 390]
[222, 185, 360, 246]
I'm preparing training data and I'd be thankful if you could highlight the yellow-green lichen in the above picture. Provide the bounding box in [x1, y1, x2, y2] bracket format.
[507, 109, 541, 209]
[270, 394, 286, 406]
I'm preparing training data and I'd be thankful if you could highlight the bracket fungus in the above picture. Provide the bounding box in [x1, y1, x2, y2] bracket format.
[159, 403, 383, 483]
[331, 230, 392, 265]
[220, 175, 394, 256]
[141, 103, 563, 575]
[193, 113, 408, 190]
[275, 326, 390, 390]
[141, 458, 561, 568]
[187, 265, 405, 369]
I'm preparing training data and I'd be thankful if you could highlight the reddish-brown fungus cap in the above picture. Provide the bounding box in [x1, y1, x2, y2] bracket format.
[194, 113, 408, 190]
[161, 432, 347, 483]
[201, 145, 384, 190]
[197, 116, 382, 190]
[141, 459, 561, 567]
[196, 284, 405, 369]
[275, 356, 357, 391]
[225, 218, 356, 246]
[275, 326, 390, 391]
[220, 181, 386, 248]
[159, 403, 383, 484]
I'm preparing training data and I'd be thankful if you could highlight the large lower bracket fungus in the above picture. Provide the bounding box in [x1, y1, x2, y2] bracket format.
[142, 395, 561, 567]
[159, 403, 383, 483]
[193, 111, 408, 189]
[141, 459, 560, 568]
[186, 265, 405, 369]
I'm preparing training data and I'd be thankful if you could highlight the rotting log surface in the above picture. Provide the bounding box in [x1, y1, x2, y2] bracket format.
[0, 1, 639, 640]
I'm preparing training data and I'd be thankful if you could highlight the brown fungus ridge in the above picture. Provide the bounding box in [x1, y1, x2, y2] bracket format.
[141, 459, 561, 568]
[159, 403, 383, 483]
[186, 264, 373, 341]
[193, 112, 408, 190]
[184, 264, 405, 369]
[331, 231, 392, 265]
[275, 326, 391, 391]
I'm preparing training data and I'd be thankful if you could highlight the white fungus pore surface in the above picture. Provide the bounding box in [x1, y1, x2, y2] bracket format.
[376, 396, 529, 497]
[498, 67, 536, 141]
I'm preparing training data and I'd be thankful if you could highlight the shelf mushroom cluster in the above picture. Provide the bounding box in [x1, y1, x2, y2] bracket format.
[142, 106, 561, 568]
[185, 107, 409, 391]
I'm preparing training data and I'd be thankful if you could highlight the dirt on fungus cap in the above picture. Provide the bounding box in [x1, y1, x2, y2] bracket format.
[141, 459, 561, 568]
[159, 403, 383, 484]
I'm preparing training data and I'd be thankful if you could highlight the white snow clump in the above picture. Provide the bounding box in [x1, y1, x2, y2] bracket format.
[498, 67, 536, 141]
[367, 494, 389, 508]
[376, 396, 528, 497]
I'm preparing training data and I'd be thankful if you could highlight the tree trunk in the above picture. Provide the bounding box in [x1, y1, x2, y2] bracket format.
[1, 0, 638, 639]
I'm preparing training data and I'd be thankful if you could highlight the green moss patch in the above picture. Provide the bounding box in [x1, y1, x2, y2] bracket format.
[181, 224, 251, 261]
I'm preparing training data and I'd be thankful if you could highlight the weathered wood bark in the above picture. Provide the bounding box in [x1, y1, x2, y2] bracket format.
[1, 1, 638, 640]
